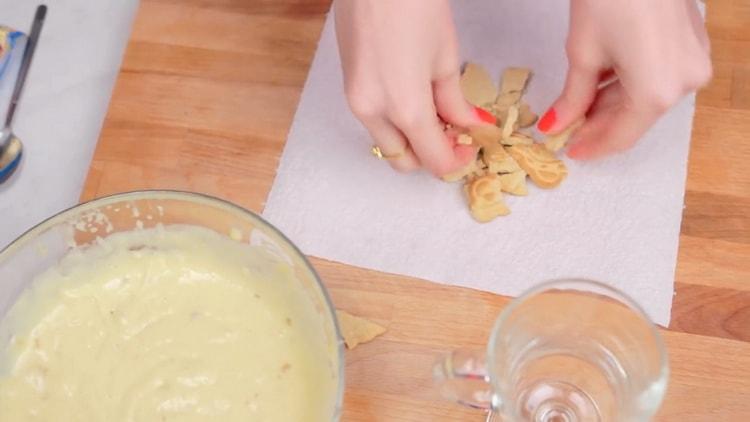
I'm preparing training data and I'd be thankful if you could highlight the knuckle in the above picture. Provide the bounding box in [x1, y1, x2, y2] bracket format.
[390, 103, 430, 132]
[688, 59, 713, 88]
[344, 84, 381, 120]
[644, 85, 682, 113]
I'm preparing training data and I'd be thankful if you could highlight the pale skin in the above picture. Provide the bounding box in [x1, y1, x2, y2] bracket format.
[334, 0, 712, 176]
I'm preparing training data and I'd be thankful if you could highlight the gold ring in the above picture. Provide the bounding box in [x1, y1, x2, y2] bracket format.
[371, 145, 405, 160]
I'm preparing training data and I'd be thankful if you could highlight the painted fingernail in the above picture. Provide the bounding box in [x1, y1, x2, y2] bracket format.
[537, 107, 557, 133]
[474, 106, 496, 124]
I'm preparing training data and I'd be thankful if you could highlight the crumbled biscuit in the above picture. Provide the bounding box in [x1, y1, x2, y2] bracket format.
[493, 68, 531, 125]
[483, 143, 521, 174]
[495, 91, 522, 108]
[518, 103, 538, 128]
[502, 105, 519, 139]
[456, 133, 474, 145]
[466, 174, 510, 222]
[493, 92, 522, 122]
[445, 64, 569, 222]
[460, 63, 498, 108]
[502, 131, 535, 146]
[544, 118, 585, 152]
[468, 125, 503, 148]
[498, 170, 528, 196]
[442, 159, 481, 182]
[336, 310, 386, 349]
[506, 143, 568, 189]
[499, 67, 531, 95]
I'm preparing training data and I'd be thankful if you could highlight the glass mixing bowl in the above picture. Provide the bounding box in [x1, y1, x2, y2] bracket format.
[0, 190, 344, 420]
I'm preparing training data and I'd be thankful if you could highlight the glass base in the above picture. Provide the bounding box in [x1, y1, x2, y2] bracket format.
[518, 380, 601, 422]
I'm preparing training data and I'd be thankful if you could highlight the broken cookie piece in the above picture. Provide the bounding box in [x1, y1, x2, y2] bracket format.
[483, 143, 521, 174]
[544, 118, 585, 152]
[498, 67, 531, 95]
[499, 170, 528, 196]
[460, 63, 498, 108]
[502, 131, 534, 146]
[495, 91, 522, 109]
[506, 143, 568, 189]
[336, 310, 386, 350]
[446, 63, 570, 222]
[493, 67, 532, 123]
[442, 159, 483, 182]
[466, 174, 510, 222]
[492, 93, 521, 122]
[468, 125, 503, 148]
[518, 103, 538, 128]
[501, 105, 519, 139]
[456, 133, 474, 145]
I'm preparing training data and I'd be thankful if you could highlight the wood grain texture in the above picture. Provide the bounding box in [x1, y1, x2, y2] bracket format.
[81, 0, 750, 420]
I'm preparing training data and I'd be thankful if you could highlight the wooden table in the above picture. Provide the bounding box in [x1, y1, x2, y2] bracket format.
[81, 0, 750, 420]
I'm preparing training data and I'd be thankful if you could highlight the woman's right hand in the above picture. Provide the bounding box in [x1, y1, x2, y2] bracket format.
[334, 0, 487, 176]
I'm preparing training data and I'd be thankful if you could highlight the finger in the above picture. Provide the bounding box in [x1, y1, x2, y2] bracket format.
[433, 72, 487, 127]
[363, 118, 421, 172]
[566, 82, 658, 160]
[391, 98, 476, 176]
[407, 121, 476, 177]
[588, 78, 624, 114]
[538, 63, 600, 134]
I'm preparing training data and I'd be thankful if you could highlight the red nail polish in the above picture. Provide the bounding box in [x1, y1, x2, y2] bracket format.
[537, 107, 557, 133]
[474, 106, 496, 124]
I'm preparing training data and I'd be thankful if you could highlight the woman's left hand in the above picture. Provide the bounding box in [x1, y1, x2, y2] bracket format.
[538, 0, 712, 160]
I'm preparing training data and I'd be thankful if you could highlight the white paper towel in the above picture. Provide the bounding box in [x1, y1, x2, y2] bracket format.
[263, 1, 698, 326]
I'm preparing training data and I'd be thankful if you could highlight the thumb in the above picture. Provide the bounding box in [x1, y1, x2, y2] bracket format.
[433, 72, 487, 127]
[538, 64, 599, 134]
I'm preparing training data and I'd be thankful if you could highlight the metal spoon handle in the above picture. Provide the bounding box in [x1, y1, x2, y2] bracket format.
[4, 5, 47, 128]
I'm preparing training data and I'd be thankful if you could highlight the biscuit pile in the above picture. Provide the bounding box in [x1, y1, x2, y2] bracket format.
[445, 63, 578, 223]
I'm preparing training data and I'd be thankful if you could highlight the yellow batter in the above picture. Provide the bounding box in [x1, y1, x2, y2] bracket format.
[0, 225, 338, 421]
